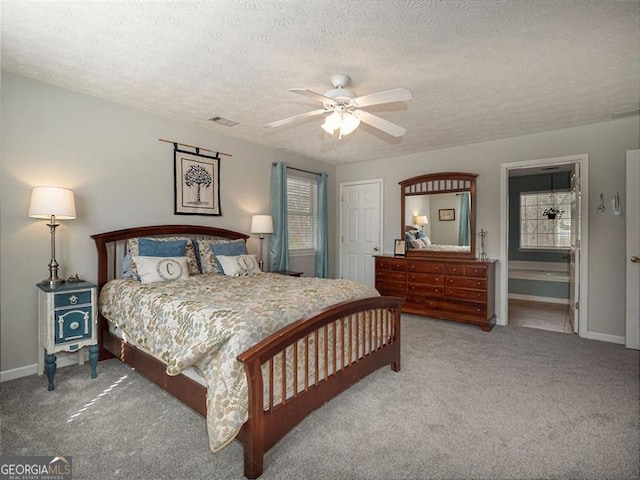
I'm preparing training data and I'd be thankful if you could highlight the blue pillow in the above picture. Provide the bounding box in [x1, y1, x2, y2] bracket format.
[211, 240, 247, 271]
[416, 230, 425, 239]
[405, 231, 416, 241]
[139, 238, 188, 257]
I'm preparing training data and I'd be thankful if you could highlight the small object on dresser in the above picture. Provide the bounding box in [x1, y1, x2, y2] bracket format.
[478, 229, 488, 261]
[394, 239, 406, 256]
[37, 281, 98, 391]
[67, 273, 84, 283]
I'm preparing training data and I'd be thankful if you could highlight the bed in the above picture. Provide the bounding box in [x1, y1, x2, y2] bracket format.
[91, 225, 403, 478]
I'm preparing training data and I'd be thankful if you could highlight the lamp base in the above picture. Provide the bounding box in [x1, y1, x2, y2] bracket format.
[40, 278, 65, 288]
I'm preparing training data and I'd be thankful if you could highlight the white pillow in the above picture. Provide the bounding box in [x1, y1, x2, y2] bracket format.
[217, 254, 261, 276]
[420, 236, 432, 247]
[131, 256, 190, 283]
[409, 239, 424, 249]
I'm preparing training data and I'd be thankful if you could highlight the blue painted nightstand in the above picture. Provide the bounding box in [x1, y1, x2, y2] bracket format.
[37, 281, 98, 390]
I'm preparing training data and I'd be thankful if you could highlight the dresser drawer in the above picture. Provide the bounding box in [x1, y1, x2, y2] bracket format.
[54, 307, 93, 345]
[407, 272, 443, 286]
[439, 299, 486, 318]
[445, 276, 486, 290]
[466, 265, 488, 277]
[375, 281, 406, 297]
[377, 270, 406, 282]
[407, 261, 444, 274]
[54, 290, 92, 308]
[375, 257, 390, 270]
[444, 263, 466, 275]
[407, 283, 444, 296]
[445, 287, 486, 302]
[405, 294, 441, 310]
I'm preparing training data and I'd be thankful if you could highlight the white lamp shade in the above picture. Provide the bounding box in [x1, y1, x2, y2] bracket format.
[321, 112, 341, 134]
[250, 215, 274, 234]
[29, 186, 76, 220]
[339, 112, 361, 136]
[414, 215, 428, 225]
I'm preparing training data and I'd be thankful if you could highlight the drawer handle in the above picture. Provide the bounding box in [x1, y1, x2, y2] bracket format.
[477, 293, 481, 298]
[70, 321, 80, 330]
[69, 295, 78, 305]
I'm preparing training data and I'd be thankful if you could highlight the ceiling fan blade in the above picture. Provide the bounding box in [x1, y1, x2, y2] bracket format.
[289, 89, 337, 107]
[353, 110, 407, 137]
[351, 88, 412, 108]
[264, 108, 328, 128]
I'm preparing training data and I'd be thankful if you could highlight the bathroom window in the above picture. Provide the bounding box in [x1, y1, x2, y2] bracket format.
[519, 191, 572, 250]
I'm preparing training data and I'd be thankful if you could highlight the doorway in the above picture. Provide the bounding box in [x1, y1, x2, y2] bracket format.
[499, 154, 589, 337]
[339, 179, 384, 286]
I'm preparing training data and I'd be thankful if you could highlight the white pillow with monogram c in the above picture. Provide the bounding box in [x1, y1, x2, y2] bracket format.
[216, 254, 261, 276]
[131, 256, 190, 283]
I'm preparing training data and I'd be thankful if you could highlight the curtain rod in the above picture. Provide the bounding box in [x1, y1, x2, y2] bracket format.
[159, 138, 233, 157]
[272, 163, 322, 176]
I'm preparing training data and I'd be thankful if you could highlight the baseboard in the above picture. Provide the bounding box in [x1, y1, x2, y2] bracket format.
[0, 351, 86, 382]
[585, 331, 625, 345]
[508, 293, 569, 305]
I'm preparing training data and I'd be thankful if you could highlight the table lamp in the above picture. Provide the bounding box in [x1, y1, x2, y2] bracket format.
[250, 215, 274, 271]
[29, 186, 76, 287]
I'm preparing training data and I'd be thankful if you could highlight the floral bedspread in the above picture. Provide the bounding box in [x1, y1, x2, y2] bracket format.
[98, 272, 378, 451]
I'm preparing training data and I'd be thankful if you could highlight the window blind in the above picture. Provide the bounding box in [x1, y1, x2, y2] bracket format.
[287, 174, 317, 252]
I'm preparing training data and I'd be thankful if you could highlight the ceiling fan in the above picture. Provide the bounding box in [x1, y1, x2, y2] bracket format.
[264, 74, 412, 138]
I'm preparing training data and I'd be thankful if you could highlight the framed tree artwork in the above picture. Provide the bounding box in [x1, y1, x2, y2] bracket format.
[174, 148, 221, 216]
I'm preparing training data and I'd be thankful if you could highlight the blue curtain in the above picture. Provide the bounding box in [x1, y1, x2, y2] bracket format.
[315, 172, 329, 278]
[458, 192, 471, 246]
[269, 162, 289, 271]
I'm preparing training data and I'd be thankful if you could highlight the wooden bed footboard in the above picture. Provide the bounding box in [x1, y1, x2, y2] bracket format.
[237, 296, 403, 478]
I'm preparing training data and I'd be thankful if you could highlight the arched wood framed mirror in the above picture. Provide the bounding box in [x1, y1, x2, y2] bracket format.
[400, 172, 477, 259]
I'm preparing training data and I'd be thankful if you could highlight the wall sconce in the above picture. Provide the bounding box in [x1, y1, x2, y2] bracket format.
[250, 214, 274, 271]
[29, 186, 76, 287]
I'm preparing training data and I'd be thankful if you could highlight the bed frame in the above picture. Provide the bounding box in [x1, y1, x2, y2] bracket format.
[91, 225, 403, 478]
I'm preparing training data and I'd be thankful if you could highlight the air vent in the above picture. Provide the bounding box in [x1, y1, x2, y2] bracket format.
[209, 116, 239, 127]
[611, 110, 639, 120]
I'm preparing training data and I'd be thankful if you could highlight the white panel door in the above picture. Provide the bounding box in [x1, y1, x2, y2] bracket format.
[626, 150, 640, 350]
[339, 180, 383, 286]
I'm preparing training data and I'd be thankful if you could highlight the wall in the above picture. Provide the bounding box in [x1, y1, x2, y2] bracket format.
[0, 72, 335, 374]
[336, 116, 639, 339]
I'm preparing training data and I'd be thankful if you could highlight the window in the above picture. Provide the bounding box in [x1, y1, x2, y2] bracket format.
[287, 173, 317, 253]
[520, 190, 572, 250]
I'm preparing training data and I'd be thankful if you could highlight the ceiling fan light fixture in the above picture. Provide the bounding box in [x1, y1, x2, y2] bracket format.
[321, 112, 342, 134]
[339, 112, 360, 136]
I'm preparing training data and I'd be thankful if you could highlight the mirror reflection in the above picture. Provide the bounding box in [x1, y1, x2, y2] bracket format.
[399, 172, 477, 258]
[404, 192, 471, 252]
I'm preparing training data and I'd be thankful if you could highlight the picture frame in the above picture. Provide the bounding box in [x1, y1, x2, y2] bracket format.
[174, 148, 221, 216]
[439, 208, 455, 221]
[394, 239, 406, 256]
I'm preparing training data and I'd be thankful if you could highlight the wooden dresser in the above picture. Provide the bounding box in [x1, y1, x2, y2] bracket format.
[375, 255, 496, 331]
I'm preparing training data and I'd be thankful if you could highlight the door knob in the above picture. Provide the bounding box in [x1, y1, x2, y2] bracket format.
[373, 247, 379, 252]
[631, 256, 640, 263]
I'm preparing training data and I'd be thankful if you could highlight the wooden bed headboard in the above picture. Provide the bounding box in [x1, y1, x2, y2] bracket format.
[91, 224, 249, 291]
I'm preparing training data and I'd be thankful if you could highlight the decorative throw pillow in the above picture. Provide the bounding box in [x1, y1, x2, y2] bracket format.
[217, 254, 261, 276]
[416, 230, 425, 239]
[405, 231, 416, 242]
[196, 239, 246, 274]
[124, 237, 199, 278]
[211, 240, 248, 271]
[420, 236, 432, 246]
[409, 239, 424, 249]
[131, 256, 190, 283]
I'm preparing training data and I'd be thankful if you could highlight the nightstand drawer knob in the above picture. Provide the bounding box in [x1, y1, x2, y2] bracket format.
[69, 295, 78, 305]
[70, 321, 80, 330]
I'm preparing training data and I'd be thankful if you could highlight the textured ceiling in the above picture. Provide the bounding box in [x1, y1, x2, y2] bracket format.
[1, 1, 638, 165]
